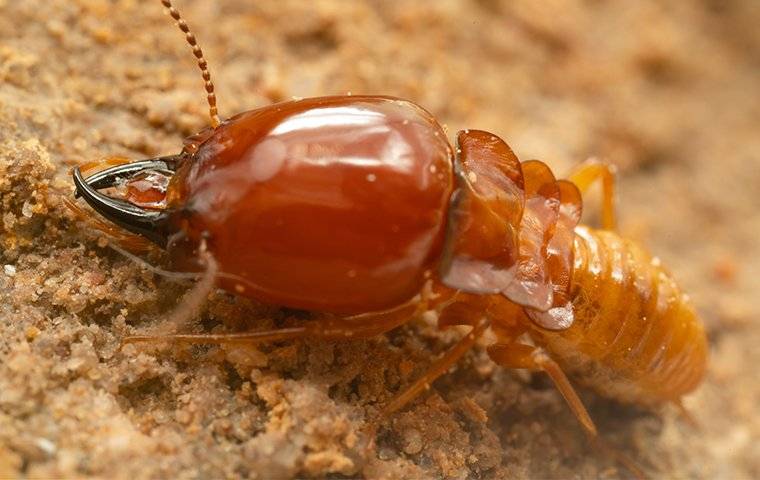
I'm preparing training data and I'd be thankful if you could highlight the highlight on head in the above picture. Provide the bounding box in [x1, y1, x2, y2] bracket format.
[159, 0, 220, 129]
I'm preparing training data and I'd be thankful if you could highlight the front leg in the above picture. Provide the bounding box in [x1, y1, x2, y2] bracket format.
[123, 288, 429, 346]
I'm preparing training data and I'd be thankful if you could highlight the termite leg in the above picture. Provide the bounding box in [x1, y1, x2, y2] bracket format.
[64, 196, 155, 252]
[380, 317, 488, 419]
[488, 343, 598, 435]
[364, 317, 489, 452]
[674, 398, 700, 429]
[77, 156, 133, 177]
[567, 158, 618, 231]
[487, 343, 646, 479]
[123, 314, 409, 346]
[123, 289, 428, 346]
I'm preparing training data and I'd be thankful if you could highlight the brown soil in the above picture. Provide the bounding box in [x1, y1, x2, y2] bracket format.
[1, 1, 758, 478]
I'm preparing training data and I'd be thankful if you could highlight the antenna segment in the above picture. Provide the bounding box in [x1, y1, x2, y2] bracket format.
[160, 0, 221, 128]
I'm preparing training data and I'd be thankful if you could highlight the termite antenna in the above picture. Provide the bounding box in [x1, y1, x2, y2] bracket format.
[160, 0, 221, 129]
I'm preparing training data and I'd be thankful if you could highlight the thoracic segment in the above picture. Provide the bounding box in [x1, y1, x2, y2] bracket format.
[440, 130, 582, 329]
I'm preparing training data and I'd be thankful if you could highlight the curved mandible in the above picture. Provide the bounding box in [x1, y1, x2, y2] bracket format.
[72, 165, 171, 247]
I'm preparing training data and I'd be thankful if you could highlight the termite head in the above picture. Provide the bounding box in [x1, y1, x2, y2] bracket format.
[72, 156, 182, 247]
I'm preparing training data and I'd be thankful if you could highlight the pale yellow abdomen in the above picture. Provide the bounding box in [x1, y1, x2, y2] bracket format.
[531, 226, 708, 405]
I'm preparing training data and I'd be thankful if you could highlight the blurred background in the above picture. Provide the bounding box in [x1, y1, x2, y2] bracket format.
[0, 0, 758, 478]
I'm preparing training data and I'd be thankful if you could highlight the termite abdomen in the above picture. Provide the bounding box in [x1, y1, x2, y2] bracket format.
[531, 226, 708, 405]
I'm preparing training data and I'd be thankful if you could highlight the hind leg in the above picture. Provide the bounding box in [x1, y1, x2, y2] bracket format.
[567, 158, 618, 231]
[488, 343, 645, 478]
[674, 398, 700, 429]
[488, 343, 598, 435]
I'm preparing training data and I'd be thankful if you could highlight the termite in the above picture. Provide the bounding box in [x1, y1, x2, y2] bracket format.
[70, 0, 708, 474]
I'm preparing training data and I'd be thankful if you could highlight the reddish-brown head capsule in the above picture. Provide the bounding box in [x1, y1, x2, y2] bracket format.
[170, 96, 454, 313]
[75, 96, 455, 313]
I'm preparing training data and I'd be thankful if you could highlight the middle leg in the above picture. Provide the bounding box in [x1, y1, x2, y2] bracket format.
[376, 316, 490, 420]
[364, 316, 490, 452]
[567, 158, 618, 231]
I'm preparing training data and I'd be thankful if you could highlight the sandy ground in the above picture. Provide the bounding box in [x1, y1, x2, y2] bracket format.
[1, 0, 759, 478]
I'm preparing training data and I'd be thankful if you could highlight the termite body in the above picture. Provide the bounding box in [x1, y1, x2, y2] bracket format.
[70, 0, 707, 471]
